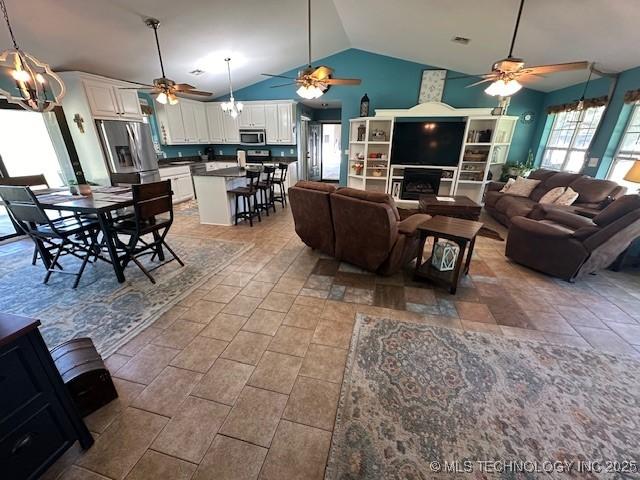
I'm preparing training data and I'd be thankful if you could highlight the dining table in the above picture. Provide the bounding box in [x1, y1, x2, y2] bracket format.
[35, 186, 140, 283]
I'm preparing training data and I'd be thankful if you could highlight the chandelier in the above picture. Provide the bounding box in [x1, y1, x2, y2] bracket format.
[0, 0, 65, 112]
[221, 58, 243, 118]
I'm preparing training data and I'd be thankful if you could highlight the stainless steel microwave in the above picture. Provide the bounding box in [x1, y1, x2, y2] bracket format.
[239, 129, 266, 146]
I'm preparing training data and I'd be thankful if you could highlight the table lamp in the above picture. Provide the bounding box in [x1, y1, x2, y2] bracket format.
[624, 160, 640, 192]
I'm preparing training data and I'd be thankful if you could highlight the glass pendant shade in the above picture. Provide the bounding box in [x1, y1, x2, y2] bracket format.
[221, 58, 243, 118]
[296, 84, 324, 99]
[484, 79, 522, 97]
[0, 49, 65, 112]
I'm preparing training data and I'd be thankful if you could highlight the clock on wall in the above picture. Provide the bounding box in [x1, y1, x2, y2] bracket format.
[521, 111, 535, 124]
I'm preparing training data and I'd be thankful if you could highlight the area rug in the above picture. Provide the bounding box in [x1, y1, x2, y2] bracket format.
[326, 315, 640, 479]
[0, 235, 251, 356]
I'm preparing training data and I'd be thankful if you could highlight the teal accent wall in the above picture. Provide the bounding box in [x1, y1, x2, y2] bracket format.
[529, 65, 640, 178]
[313, 108, 342, 122]
[224, 48, 546, 184]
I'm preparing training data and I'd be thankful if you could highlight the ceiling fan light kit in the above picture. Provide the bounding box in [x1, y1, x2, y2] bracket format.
[296, 84, 325, 99]
[0, 0, 65, 112]
[485, 78, 522, 97]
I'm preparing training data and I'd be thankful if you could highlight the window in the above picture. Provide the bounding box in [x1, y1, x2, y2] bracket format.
[607, 103, 640, 190]
[541, 106, 605, 173]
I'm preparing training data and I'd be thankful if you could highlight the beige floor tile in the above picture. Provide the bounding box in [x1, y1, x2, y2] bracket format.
[131, 366, 202, 417]
[219, 386, 288, 447]
[240, 280, 275, 299]
[543, 333, 592, 349]
[205, 284, 242, 303]
[223, 295, 262, 317]
[193, 435, 267, 480]
[221, 271, 255, 287]
[76, 407, 168, 480]
[273, 276, 305, 295]
[606, 322, 640, 346]
[312, 321, 353, 349]
[242, 308, 286, 336]
[455, 301, 496, 324]
[321, 300, 356, 324]
[152, 320, 205, 350]
[283, 376, 340, 431]
[574, 326, 640, 356]
[114, 344, 180, 385]
[192, 358, 254, 405]
[523, 310, 579, 335]
[170, 335, 228, 372]
[178, 289, 207, 307]
[461, 320, 503, 335]
[299, 344, 348, 383]
[248, 351, 303, 394]
[283, 303, 322, 330]
[555, 305, 609, 329]
[84, 378, 145, 434]
[152, 305, 188, 329]
[200, 313, 247, 341]
[117, 327, 163, 356]
[500, 326, 548, 342]
[152, 396, 230, 463]
[268, 325, 314, 357]
[178, 300, 225, 324]
[254, 268, 286, 284]
[59, 466, 111, 480]
[104, 353, 131, 373]
[221, 331, 272, 365]
[259, 420, 331, 480]
[123, 450, 196, 480]
[259, 291, 297, 312]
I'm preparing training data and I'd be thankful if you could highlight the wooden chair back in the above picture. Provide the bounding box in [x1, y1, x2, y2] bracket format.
[245, 170, 261, 191]
[0, 174, 49, 189]
[262, 166, 276, 186]
[131, 180, 173, 224]
[0, 185, 51, 228]
[110, 172, 141, 186]
[277, 163, 289, 183]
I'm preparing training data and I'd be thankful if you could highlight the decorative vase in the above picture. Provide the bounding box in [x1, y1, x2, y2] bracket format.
[360, 93, 370, 117]
[357, 124, 366, 141]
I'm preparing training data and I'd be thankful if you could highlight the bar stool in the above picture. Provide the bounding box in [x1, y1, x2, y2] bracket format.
[272, 163, 289, 208]
[228, 170, 261, 227]
[257, 166, 276, 216]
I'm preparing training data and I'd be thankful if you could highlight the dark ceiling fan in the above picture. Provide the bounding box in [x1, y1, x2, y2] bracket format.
[261, 0, 361, 99]
[127, 18, 212, 104]
[456, 0, 588, 96]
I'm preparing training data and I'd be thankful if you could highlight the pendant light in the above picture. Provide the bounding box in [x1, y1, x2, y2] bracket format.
[575, 63, 594, 112]
[221, 58, 243, 118]
[0, 0, 65, 112]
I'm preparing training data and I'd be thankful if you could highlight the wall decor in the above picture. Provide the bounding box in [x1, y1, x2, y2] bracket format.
[520, 111, 535, 124]
[360, 93, 370, 116]
[418, 69, 446, 103]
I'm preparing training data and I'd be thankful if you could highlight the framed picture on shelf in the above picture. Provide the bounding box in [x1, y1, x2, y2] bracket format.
[418, 69, 446, 104]
[391, 181, 402, 199]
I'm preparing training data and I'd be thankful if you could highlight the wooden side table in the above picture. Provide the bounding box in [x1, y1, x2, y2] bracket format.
[418, 194, 482, 221]
[414, 216, 484, 294]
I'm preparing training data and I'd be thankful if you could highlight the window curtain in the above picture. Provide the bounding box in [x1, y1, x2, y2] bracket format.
[546, 96, 608, 114]
[623, 89, 640, 104]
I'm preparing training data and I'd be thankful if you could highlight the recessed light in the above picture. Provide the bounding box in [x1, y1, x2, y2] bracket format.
[452, 36, 470, 45]
[189, 69, 205, 76]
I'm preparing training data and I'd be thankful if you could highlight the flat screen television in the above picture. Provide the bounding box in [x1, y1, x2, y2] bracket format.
[391, 121, 466, 166]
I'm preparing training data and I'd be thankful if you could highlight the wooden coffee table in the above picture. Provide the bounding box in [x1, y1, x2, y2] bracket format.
[414, 215, 483, 294]
[418, 194, 481, 220]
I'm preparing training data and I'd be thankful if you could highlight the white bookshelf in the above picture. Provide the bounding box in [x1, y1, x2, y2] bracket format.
[347, 117, 394, 194]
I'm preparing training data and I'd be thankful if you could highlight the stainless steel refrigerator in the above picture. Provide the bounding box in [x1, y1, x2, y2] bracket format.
[96, 119, 160, 183]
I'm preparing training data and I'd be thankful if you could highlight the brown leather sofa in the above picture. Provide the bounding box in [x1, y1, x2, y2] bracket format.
[485, 169, 627, 226]
[289, 182, 430, 275]
[505, 194, 640, 281]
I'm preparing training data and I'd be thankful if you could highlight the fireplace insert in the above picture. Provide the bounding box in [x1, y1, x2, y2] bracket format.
[401, 168, 442, 200]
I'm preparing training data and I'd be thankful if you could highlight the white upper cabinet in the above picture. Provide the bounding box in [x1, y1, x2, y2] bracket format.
[84, 81, 142, 120]
[264, 104, 279, 144]
[163, 103, 187, 144]
[180, 101, 198, 143]
[239, 103, 266, 128]
[193, 102, 209, 143]
[156, 99, 210, 145]
[206, 103, 225, 143]
[223, 113, 240, 143]
[264, 102, 295, 145]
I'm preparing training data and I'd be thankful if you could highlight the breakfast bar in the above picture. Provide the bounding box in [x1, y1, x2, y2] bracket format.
[192, 167, 254, 226]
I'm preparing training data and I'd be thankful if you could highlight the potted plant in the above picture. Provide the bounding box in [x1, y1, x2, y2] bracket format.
[502, 150, 535, 181]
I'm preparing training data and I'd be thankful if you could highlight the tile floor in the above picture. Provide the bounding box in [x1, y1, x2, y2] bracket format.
[41, 202, 640, 479]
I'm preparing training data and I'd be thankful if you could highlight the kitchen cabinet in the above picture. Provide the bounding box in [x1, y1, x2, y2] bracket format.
[156, 99, 210, 145]
[159, 165, 194, 203]
[180, 102, 198, 143]
[206, 103, 225, 143]
[265, 102, 295, 145]
[222, 112, 240, 143]
[193, 103, 209, 143]
[84, 81, 143, 121]
[239, 104, 266, 128]
[162, 104, 187, 144]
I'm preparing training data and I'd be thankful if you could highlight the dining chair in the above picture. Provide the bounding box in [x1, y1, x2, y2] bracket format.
[112, 180, 184, 284]
[0, 185, 100, 288]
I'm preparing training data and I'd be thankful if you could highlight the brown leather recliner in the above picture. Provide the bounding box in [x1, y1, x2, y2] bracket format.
[288, 181, 337, 256]
[289, 182, 430, 275]
[506, 194, 640, 281]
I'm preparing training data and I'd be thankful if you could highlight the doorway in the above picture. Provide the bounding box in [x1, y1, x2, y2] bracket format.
[0, 108, 73, 240]
[321, 123, 341, 181]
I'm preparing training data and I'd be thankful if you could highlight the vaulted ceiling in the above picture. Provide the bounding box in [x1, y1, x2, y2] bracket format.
[2, 0, 638, 96]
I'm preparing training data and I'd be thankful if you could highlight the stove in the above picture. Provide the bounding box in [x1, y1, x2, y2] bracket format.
[245, 149, 271, 164]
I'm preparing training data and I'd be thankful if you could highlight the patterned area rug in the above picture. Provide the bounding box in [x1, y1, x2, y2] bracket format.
[326, 316, 640, 479]
[0, 235, 251, 356]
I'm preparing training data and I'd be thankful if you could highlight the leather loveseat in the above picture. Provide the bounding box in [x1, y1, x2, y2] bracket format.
[485, 169, 627, 226]
[505, 195, 640, 281]
[288, 181, 430, 275]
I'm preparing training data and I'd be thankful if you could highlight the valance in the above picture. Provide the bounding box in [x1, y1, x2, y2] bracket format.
[546, 96, 608, 114]
[624, 89, 640, 103]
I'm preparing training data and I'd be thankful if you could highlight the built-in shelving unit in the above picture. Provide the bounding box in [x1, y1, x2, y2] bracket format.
[347, 117, 394, 194]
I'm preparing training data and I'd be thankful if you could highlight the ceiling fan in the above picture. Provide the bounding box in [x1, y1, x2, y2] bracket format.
[462, 0, 588, 96]
[261, 0, 361, 99]
[129, 18, 212, 105]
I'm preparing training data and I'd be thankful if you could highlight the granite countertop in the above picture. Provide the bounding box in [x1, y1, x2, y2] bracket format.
[192, 167, 254, 178]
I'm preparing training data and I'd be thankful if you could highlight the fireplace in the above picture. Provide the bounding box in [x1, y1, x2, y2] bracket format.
[400, 168, 442, 200]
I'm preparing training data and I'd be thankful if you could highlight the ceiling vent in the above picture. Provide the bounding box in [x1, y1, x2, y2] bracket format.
[451, 36, 470, 45]
[189, 69, 205, 76]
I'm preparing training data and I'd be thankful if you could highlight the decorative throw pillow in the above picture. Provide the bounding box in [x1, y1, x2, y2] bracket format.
[500, 178, 516, 193]
[539, 186, 566, 204]
[506, 176, 541, 197]
[554, 187, 579, 206]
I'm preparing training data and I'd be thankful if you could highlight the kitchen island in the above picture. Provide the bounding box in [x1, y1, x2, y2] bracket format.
[193, 167, 256, 226]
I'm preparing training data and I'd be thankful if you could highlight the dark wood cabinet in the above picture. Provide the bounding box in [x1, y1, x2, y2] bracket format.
[0, 313, 93, 480]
